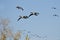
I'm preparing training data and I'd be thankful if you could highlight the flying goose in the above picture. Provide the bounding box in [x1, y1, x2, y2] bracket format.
[16, 6, 24, 11]
[29, 12, 39, 17]
[52, 7, 56, 9]
[17, 16, 29, 21]
[53, 14, 59, 17]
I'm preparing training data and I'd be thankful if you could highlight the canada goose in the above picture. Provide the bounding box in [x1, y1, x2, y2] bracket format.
[52, 7, 56, 9]
[16, 6, 24, 11]
[17, 16, 29, 21]
[29, 12, 39, 17]
[53, 14, 59, 17]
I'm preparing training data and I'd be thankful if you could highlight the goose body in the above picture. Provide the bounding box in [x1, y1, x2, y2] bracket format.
[17, 16, 29, 21]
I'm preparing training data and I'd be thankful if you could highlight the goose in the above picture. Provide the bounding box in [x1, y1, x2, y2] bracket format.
[53, 14, 59, 17]
[16, 6, 24, 11]
[29, 12, 39, 17]
[52, 7, 56, 9]
[17, 16, 29, 21]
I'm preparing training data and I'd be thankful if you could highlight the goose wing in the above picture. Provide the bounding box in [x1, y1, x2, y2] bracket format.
[29, 12, 33, 17]
[16, 6, 24, 11]
[17, 16, 22, 21]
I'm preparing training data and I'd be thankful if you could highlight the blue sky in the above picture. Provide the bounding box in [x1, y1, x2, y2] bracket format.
[0, 0, 60, 40]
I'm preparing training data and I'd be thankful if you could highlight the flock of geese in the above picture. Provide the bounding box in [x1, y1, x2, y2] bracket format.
[16, 6, 60, 21]
[16, 6, 40, 21]
[15, 2, 60, 39]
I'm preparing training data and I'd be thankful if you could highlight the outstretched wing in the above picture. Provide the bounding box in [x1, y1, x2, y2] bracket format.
[17, 16, 22, 21]
[16, 6, 24, 11]
[29, 12, 33, 17]
[17, 17, 21, 21]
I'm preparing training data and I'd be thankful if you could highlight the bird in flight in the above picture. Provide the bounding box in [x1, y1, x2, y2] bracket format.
[53, 14, 59, 17]
[17, 16, 29, 21]
[16, 6, 24, 11]
[29, 12, 39, 17]
[17, 12, 39, 21]
[52, 7, 56, 9]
